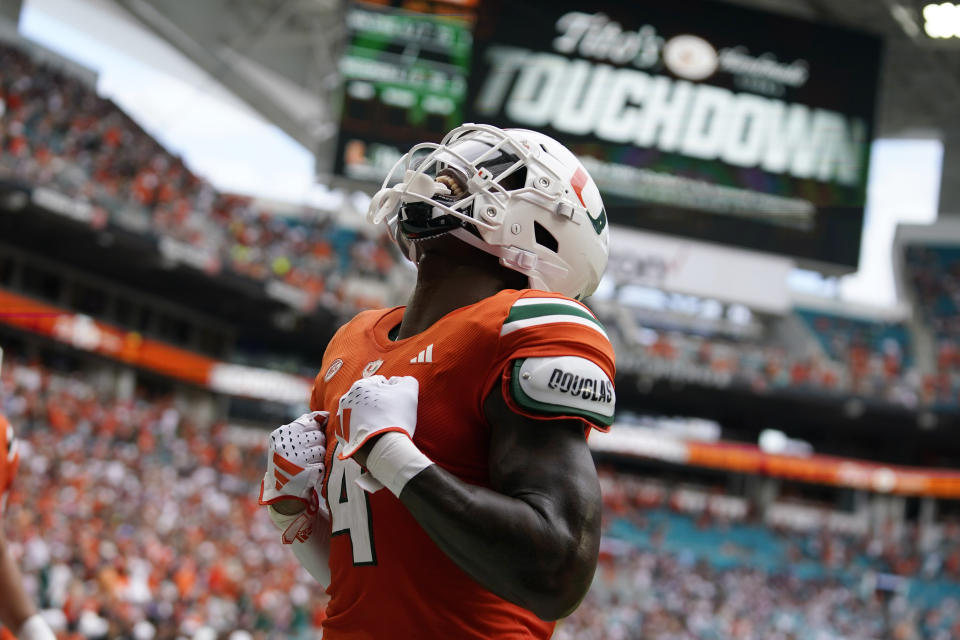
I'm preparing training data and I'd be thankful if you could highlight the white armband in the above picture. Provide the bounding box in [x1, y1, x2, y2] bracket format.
[364, 432, 434, 497]
[17, 614, 56, 640]
[510, 356, 615, 427]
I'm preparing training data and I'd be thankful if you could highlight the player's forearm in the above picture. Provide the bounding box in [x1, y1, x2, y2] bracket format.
[267, 506, 332, 587]
[398, 464, 600, 620]
[285, 525, 331, 587]
[0, 532, 37, 632]
[288, 533, 331, 587]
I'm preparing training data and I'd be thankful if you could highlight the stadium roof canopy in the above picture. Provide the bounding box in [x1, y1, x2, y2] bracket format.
[106, 0, 346, 173]
[106, 0, 959, 177]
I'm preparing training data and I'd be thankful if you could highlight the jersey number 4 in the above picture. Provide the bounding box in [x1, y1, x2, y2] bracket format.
[328, 441, 377, 565]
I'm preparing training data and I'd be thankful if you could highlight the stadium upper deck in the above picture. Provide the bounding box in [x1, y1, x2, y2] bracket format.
[1, 32, 957, 425]
[0, 40, 399, 319]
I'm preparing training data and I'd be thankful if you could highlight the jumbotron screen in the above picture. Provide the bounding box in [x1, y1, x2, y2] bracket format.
[334, 1, 475, 183]
[466, 0, 882, 271]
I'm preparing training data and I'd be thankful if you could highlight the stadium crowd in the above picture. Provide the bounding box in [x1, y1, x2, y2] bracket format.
[0, 42, 398, 317]
[555, 472, 960, 640]
[2, 355, 959, 639]
[903, 245, 960, 408]
[1, 357, 328, 639]
[558, 548, 960, 640]
[607, 312, 925, 408]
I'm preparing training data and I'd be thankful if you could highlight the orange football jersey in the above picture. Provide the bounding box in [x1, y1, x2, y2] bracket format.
[309, 289, 615, 640]
[0, 413, 18, 514]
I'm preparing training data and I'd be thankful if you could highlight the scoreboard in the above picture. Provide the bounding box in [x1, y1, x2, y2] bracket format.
[334, 1, 474, 182]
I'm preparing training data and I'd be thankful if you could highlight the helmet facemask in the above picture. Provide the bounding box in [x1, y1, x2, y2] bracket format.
[393, 134, 527, 245]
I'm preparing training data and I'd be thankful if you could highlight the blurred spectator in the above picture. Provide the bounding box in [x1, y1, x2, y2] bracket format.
[904, 245, 960, 407]
[605, 316, 923, 408]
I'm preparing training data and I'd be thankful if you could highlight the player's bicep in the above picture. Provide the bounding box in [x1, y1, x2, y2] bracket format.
[483, 384, 601, 538]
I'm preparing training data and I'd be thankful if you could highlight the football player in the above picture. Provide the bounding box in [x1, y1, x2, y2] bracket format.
[0, 350, 55, 640]
[260, 124, 615, 638]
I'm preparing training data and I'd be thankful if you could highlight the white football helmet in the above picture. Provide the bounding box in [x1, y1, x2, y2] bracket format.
[367, 123, 609, 300]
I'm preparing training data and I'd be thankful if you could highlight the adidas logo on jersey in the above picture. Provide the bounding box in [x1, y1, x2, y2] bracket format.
[410, 344, 434, 364]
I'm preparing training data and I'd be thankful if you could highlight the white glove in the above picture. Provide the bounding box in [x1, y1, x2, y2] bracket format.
[336, 375, 432, 496]
[335, 375, 419, 460]
[259, 410, 329, 543]
[17, 614, 56, 640]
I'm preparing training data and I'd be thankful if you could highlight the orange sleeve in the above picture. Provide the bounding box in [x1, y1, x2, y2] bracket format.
[0, 414, 17, 511]
[485, 292, 616, 433]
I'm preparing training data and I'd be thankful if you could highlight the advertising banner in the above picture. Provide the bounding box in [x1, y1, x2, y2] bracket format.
[467, 0, 882, 271]
[608, 226, 793, 313]
[0, 289, 312, 403]
[591, 425, 960, 498]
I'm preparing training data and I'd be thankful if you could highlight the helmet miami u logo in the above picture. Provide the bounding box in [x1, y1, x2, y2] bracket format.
[571, 166, 607, 234]
[571, 167, 588, 206]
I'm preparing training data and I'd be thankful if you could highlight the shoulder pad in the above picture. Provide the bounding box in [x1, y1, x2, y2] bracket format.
[509, 356, 615, 427]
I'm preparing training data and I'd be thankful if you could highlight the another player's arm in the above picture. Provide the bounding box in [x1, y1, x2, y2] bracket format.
[0, 511, 54, 639]
[1, 413, 53, 639]
[359, 386, 602, 621]
[0, 526, 37, 632]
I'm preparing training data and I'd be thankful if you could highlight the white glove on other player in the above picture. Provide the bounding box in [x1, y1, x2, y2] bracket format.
[336, 375, 419, 460]
[17, 614, 56, 640]
[336, 375, 433, 496]
[259, 410, 329, 543]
